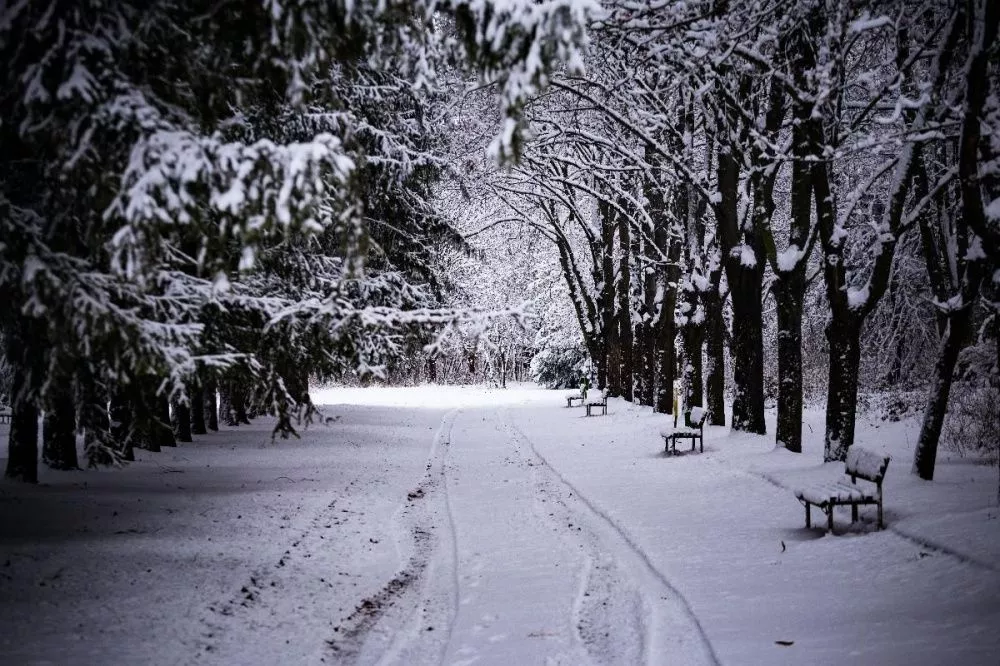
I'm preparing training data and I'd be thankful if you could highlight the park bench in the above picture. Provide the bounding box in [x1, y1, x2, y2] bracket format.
[794, 447, 890, 532]
[0, 410, 10, 425]
[660, 406, 708, 455]
[565, 391, 584, 407]
[583, 389, 607, 417]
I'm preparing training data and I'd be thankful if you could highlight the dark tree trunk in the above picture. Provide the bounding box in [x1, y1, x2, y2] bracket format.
[728, 269, 766, 433]
[642, 315, 656, 407]
[190, 387, 207, 435]
[109, 391, 134, 462]
[705, 276, 726, 426]
[428, 357, 437, 383]
[205, 380, 219, 431]
[173, 399, 192, 443]
[912, 305, 977, 480]
[717, 138, 766, 434]
[80, 376, 113, 467]
[228, 385, 250, 426]
[155, 395, 176, 448]
[131, 388, 160, 453]
[824, 319, 862, 461]
[5, 321, 40, 481]
[775, 276, 805, 452]
[598, 200, 616, 392]
[682, 323, 705, 425]
[633, 321, 646, 405]
[42, 386, 78, 470]
[618, 214, 633, 401]
[6, 392, 39, 483]
[654, 293, 678, 414]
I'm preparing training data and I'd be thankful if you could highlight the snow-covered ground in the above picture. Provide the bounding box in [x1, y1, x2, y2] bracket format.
[1, 385, 998, 665]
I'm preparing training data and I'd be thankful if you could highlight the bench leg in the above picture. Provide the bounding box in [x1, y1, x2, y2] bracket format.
[877, 499, 883, 530]
[805, 503, 811, 528]
[851, 503, 859, 523]
[699, 436, 703, 454]
[827, 506, 834, 533]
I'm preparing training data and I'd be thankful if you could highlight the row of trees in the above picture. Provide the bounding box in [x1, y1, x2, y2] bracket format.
[467, 0, 998, 478]
[0, 0, 593, 482]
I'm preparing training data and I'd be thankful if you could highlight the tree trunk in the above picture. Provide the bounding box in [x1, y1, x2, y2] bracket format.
[5, 388, 39, 483]
[683, 323, 705, 425]
[728, 269, 767, 433]
[705, 276, 726, 425]
[173, 399, 193, 443]
[155, 395, 176, 448]
[132, 388, 160, 453]
[191, 387, 207, 435]
[655, 291, 678, 414]
[775, 276, 805, 452]
[641, 315, 656, 407]
[912, 307, 976, 480]
[717, 138, 766, 434]
[633, 321, 646, 405]
[109, 391, 134, 462]
[80, 376, 113, 467]
[42, 387, 78, 470]
[205, 380, 219, 431]
[618, 216, 633, 402]
[824, 319, 862, 461]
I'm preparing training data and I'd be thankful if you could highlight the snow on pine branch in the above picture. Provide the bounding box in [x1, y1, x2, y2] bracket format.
[107, 119, 356, 279]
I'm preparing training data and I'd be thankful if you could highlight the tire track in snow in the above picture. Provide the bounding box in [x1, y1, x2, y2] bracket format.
[192, 475, 367, 663]
[484, 408, 641, 666]
[327, 408, 461, 665]
[498, 407, 721, 666]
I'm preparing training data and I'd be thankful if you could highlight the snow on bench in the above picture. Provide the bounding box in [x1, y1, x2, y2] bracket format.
[660, 406, 708, 455]
[583, 390, 607, 417]
[565, 391, 584, 408]
[0, 410, 10, 425]
[794, 447, 890, 532]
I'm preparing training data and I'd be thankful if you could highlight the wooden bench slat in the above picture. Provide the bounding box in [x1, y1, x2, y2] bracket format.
[794, 447, 890, 532]
[661, 408, 709, 455]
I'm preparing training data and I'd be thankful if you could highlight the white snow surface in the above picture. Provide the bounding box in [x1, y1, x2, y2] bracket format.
[2, 385, 998, 665]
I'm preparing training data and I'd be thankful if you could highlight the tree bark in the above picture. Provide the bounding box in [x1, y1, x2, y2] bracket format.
[824, 318, 862, 462]
[5, 385, 39, 482]
[154, 395, 176, 448]
[80, 375, 113, 467]
[618, 210, 633, 401]
[173, 399, 193, 443]
[775, 275, 805, 452]
[728, 268, 766, 433]
[190, 386, 207, 435]
[682, 321, 705, 425]
[717, 139, 766, 434]
[109, 391, 134, 462]
[42, 386, 78, 470]
[599, 199, 617, 392]
[912, 304, 977, 480]
[131, 387, 160, 453]
[204, 380, 219, 431]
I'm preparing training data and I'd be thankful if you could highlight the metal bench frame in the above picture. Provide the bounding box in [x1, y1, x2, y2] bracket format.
[795, 448, 890, 532]
[662, 408, 708, 455]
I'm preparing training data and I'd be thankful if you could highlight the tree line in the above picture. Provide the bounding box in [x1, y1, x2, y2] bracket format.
[473, 0, 998, 479]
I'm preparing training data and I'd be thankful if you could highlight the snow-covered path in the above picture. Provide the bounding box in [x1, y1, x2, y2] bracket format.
[336, 405, 715, 666]
[2, 385, 998, 665]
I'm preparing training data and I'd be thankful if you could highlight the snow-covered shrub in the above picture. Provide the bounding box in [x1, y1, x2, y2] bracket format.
[530, 346, 587, 389]
[942, 338, 1000, 461]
